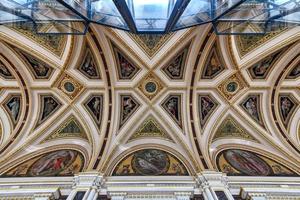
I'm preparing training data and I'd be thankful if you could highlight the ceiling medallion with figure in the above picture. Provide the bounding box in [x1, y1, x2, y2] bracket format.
[137, 72, 165, 101]
[56, 73, 84, 100]
[217, 73, 248, 101]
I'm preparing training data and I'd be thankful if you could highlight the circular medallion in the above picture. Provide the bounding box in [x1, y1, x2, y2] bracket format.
[226, 81, 239, 93]
[132, 149, 170, 175]
[223, 149, 273, 176]
[64, 82, 75, 93]
[145, 81, 157, 93]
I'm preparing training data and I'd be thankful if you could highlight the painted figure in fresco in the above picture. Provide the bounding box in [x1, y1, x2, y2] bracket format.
[92, 97, 101, 115]
[42, 97, 58, 119]
[166, 55, 182, 77]
[222, 164, 235, 174]
[132, 149, 169, 175]
[252, 56, 273, 77]
[34, 63, 48, 76]
[7, 97, 20, 121]
[26, 55, 49, 77]
[224, 150, 272, 176]
[122, 97, 136, 119]
[280, 97, 293, 120]
[289, 64, 300, 77]
[12, 165, 28, 176]
[29, 150, 77, 176]
[137, 157, 159, 172]
[204, 51, 222, 77]
[200, 96, 214, 120]
[166, 98, 178, 117]
[244, 97, 259, 120]
[0, 61, 12, 77]
[113, 149, 188, 176]
[22, 53, 52, 78]
[118, 53, 135, 78]
[63, 163, 80, 176]
[86, 96, 102, 123]
[253, 63, 269, 76]
[120, 164, 130, 175]
[81, 52, 98, 77]
[208, 57, 221, 76]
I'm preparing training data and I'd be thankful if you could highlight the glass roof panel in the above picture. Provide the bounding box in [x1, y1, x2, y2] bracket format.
[59, 0, 89, 18]
[0, 0, 299, 34]
[126, 0, 177, 32]
[214, 0, 300, 34]
[174, 0, 212, 30]
[31, 0, 83, 21]
[0, 11, 26, 24]
[215, 0, 245, 17]
[0, 0, 34, 23]
[217, 0, 300, 22]
[90, 0, 129, 30]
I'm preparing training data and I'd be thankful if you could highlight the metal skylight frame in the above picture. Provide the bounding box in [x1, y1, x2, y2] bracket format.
[0, 0, 299, 35]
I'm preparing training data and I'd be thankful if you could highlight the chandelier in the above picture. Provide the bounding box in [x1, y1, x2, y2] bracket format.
[0, 0, 299, 35]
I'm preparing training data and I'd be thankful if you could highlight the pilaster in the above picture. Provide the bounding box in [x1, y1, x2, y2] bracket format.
[67, 171, 104, 200]
[196, 171, 234, 200]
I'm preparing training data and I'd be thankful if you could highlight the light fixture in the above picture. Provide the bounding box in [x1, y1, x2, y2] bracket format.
[0, 0, 299, 35]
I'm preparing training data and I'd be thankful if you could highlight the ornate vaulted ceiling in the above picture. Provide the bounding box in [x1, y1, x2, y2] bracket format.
[0, 24, 300, 177]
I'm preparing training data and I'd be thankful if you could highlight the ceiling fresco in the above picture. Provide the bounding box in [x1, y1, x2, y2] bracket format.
[77, 46, 101, 80]
[286, 60, 300, 79]
[3, 150, 84, 177]
[127, 116, 174, 143]
[201, 43, 225, 79]
[162, 44, 189, 80]
[7, 23, 67, 57]
[0, 60, 14, 80]
[0, 24, 300, 177]
[112, 149, 189, 176]
[129, 33, 174, 58]
[217, 149, 296, 176]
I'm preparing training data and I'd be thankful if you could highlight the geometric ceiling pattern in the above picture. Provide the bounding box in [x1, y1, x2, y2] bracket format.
[0, 24, 300, 177]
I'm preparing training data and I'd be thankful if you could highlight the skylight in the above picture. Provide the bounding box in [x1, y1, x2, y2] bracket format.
[0, 0, 299, 35]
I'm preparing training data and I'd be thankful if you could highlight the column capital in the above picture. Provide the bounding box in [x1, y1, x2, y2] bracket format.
[72, 171, 105, 189]
[196, 170, 229, 188]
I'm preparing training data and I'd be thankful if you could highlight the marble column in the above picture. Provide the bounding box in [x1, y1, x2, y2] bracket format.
[87, 188, 97, 200]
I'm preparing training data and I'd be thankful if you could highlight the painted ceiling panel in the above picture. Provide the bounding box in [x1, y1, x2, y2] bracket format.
[0, 25, 299, 177]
